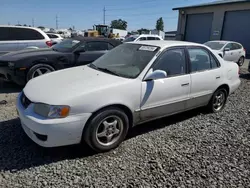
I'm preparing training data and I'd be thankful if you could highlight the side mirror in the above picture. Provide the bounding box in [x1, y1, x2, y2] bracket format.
[224, 48, 230, 52]
[144, 70, 167, 81]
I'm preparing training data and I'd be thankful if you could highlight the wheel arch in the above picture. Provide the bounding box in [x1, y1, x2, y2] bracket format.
[216, 84, 230, 96]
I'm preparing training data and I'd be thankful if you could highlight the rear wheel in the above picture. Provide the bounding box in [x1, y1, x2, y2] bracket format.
[237, 56, 245, 67]
[207, 88, 228, 113]
[26, 64, 55, 82]
[83, 107, 129, 152]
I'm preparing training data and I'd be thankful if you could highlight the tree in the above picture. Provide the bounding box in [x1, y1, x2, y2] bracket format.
[137, 28, 150, 34]
[23, 24, 27, 26]
[110, 19, 127, 30]
[37, 26, 45, 30]
[156, 17, 164, 31]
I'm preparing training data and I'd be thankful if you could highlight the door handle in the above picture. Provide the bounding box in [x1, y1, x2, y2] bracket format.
[181, 83, 189, 86]
[216, 76, 220, 79]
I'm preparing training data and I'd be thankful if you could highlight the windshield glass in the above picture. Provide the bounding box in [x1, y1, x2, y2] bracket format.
[90, 43, 159, 78]
[123, 36, 137, 42]
[204, 41, 226, 50]
[52, 39, 80, 52]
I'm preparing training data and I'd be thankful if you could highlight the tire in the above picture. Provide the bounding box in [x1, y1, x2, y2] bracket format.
[237, 56, 245, 67]
[207, 88, 228, 113]
[26, 64, 55, 82]
[83, 107, 129, 152]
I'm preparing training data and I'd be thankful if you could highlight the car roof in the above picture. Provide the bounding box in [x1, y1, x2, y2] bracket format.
[128, 40, 204, 48]
[206, 40, 240, 44]
[71, 36, 122, 46]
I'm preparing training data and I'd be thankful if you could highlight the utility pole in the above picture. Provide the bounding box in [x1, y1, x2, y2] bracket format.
[56, 15, 59, 29]
[103, 6, 106, 25]
[32, 18, 35, 27]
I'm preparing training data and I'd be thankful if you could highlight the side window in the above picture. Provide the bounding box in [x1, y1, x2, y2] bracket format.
[85, 42, 108, 51]
[188, 48, 211, 72]
[48, 34, 58, 39]
[10, 28, 45, 40]
[155, 37, 161, 40]
[210, 54, 219, 68]
[138, 37, 146, 41]
[153, 49, 186, 77]
[224, 43, 234, 51]
[233, 43, 242, 50]
[147, 37, 155, 40]
[0, 27, 10, 41]
[108, 43, 114, 50]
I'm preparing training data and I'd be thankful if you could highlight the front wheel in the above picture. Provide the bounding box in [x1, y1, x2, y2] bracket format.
[83, 107, 129, 152]
[207, 88, 228, 113]
[237, 56, 245, 67]
[26, 64, 55, 82]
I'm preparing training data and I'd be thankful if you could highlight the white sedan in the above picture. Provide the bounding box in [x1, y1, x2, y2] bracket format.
[16, 41, 241, 152]
[204, 41, 246, 66]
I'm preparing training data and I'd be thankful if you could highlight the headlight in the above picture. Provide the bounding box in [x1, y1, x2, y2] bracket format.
[34, 103, 70, 118]
[8, 62, 15, 67]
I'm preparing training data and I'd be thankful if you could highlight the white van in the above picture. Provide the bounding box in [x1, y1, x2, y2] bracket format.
[0, 25, 52, 55]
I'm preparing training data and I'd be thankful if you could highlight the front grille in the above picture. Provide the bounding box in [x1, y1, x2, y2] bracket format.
[21, 93, 32, 109]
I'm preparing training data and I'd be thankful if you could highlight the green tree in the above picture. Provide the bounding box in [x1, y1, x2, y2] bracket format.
[137, 28, 150, 34]
[156, 17, 164, 31]
[110, 19, 127, 30]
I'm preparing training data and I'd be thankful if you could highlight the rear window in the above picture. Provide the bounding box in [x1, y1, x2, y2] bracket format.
[8, 28, 45, 40]
[0, 27, 10, 41]
[204, 41, 226, 50]
[48, 34, 58, 39]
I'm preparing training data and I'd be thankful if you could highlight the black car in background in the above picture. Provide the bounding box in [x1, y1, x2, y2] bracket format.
[0, 37, 121, 86]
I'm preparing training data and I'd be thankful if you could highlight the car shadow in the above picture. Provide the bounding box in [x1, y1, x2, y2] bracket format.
[0, 81, 22, 94]
[240, 72, 250, 81]
[0, 108, 203, 172]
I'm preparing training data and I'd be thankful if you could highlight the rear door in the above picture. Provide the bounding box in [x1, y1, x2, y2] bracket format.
[223, 43, 237, 62]
[232, 43, 244, 61]
[0, 27, 18, 55]
[75, 41, 113, 66]
[186, 47, 222, 109]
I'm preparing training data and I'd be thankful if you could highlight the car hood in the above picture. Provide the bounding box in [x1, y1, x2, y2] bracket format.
[23, 66, 130, 105]
[0, 48, 60, 61]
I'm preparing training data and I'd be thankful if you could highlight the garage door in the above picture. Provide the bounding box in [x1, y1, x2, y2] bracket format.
[222, 10, 250, 57]
[185, 13, 213, 43]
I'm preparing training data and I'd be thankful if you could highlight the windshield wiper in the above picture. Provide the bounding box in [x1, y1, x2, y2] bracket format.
[89, 64, 120, 76]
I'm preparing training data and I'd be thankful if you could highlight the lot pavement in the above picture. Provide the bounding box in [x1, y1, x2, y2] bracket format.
[0, 68, 250, 188]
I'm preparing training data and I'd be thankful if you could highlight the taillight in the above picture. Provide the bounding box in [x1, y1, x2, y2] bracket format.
[46, 41, 53, 47]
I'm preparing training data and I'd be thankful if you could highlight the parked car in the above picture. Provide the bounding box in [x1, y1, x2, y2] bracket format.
[46, 33, 64, 44]
[0, 37, 121, 86]
[123, 34, 163, 43]
[16, 40, 240, 152]
[0, 25, 53, 55]
[204, 41, 246, 66]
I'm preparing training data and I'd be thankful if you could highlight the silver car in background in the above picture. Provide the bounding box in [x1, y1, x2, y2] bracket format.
[0, 25, 53, 55]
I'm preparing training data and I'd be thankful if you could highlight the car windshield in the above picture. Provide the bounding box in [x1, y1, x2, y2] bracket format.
[204, 41, 226, 50]
[52, 39, 80, 52]
[123, 36, 137, 42]
[90, 43, 159, 78]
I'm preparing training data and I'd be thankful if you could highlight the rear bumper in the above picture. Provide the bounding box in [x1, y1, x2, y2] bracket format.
[0, 66, 26, 85]
[229, 78, 241, 95]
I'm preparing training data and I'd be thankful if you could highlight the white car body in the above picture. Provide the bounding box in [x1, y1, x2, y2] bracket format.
[204, 41, 246, 63]
[46, 33, 64, 44]
[16, 40, 241, 149]
[123, 34, 163, 43]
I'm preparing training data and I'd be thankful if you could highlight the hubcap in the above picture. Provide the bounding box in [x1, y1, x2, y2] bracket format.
[96, 115, 123, 146]
[31, 67, 52, 78]
[213, 91, 225, 111]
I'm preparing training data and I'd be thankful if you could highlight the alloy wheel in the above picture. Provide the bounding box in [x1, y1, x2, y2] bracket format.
[31, 67, 52, 78]
[213, 90, 226, 112]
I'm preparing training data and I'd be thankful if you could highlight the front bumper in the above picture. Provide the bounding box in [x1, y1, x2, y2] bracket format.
[0, 65, 26, 85]
[16, 93, 92, 147]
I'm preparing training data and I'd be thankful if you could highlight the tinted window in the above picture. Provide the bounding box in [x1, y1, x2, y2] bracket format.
[123, 36, 136, 42]
[108, 43, 114, 50]
[52, 39, 80, 52]
[147, 37, 156, 40]
[85, 42, 109, 51]
[210, 54, 219, 68]
[224, 43, 234, 50]
[232, 43, 242, 50]
[48, 34, 58, 39]
[0, 27, 10, 41]
[188, 48, 210, 72]
[155, 37, 161, 40]
[9, 28, 45, 40]
[138, 37, 146, 41]
[153, 49, 186, 77]
[204, 41, 227, 50]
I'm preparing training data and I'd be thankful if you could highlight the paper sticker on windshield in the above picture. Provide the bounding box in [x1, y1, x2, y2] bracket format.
[139, 46, 157, 51]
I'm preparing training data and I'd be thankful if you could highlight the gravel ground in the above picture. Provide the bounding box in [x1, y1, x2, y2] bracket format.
[0, 68, 250, 188]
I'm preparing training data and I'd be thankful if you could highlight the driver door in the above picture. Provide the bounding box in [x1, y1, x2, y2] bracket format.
[140, 47, 191, 122]
[223, 43, 237, 62]
[75, 41, 113, 66]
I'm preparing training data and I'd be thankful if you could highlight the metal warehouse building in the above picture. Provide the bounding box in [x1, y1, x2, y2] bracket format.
[173, 0, 250, 57]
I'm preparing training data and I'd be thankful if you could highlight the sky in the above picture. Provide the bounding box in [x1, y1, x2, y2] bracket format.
[0, 0, 216, 31]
